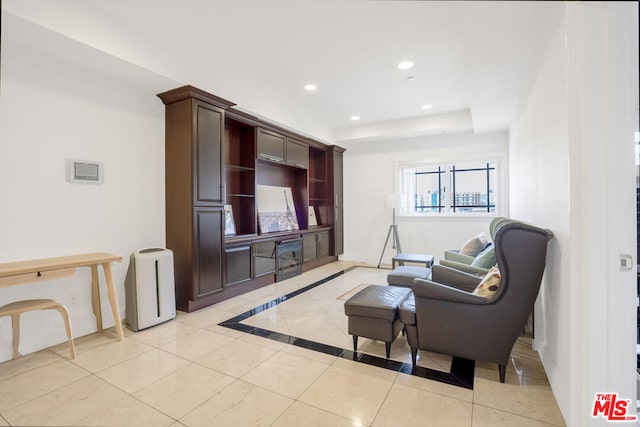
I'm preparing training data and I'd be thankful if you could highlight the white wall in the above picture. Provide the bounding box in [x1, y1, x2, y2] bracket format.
[509, 17, 572, 423]
[341, 131, 508, 266]
[0, 21, 167, 362]
[510, 3, 639, 425]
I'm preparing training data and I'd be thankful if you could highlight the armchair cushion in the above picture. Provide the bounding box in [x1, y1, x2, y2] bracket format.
[413, 278, 489, 305]
[398, 293, 416, 325]
[472, 266, 502, 300]
[443, 250, 475, 264]
[470, 245, 496, 269]
[430, 264, 482, 292]
[438, 259, 490, 276]
[460, 232, 489, 257]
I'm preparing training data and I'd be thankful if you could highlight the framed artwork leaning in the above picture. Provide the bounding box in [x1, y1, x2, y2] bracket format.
[256, 185, 299, 233]
[308, 205, 318, 226]
[224, 204, 236, 236]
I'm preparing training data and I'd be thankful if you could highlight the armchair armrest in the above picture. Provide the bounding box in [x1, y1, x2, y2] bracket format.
[443, 250, 475, 264]
[438, 259, 490, 276]
[413, 278, 488, 305]
[430, 264, 483, 292]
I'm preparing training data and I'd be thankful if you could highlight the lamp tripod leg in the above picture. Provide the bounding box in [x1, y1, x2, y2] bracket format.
[377, 225, 394, 268]
[392, 225, 402, 254]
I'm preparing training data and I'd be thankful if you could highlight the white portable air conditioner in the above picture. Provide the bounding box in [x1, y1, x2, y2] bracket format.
[125, 248, 176, 331]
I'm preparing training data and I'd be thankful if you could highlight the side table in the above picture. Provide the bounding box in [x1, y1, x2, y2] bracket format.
[391, 253, 434, 269]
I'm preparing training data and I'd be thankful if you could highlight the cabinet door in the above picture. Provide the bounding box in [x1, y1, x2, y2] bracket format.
[194, 101, 224, 205]
[332, 150, 344, 255]
[286, 139, 309, 169]
[334, 206, 344, 255]
[254, 240, 277, 277]
[225, 244, 252, 286]
[257, 128, 285, 163]
[318, 231, 330, 257]
[302, 234, 317, 263]
[193, 207, 224, 298]
[333, 151, 343, 206]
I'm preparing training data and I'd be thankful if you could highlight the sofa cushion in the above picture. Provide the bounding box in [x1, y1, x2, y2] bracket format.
[460, 232, 489, 257]
[472, 266, 502, 299]
[471, 244, 496, 269]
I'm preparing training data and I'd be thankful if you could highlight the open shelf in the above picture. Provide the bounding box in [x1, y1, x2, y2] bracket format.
[308, 147, 328, 226]
[226, 165, 255, 172]
[256, 160, 309, 232]
[225, 117, 257, 236]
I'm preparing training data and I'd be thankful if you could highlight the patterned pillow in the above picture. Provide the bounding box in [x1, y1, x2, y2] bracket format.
[460, 232, 489, 257]
[472, 266, 501, 300]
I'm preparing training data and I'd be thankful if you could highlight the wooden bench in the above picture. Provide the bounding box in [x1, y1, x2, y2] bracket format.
[0, 299, 75, 360]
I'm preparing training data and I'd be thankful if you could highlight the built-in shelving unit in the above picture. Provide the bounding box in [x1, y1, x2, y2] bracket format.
[159, 85, 345, 312]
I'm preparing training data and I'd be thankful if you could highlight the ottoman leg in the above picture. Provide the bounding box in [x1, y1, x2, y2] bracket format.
[410, 348, 417, 368]
[385, 342, 391, 359]
[352, 335, 358, 354]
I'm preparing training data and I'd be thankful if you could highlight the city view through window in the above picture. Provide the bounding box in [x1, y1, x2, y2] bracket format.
[400, 161, 497, 214]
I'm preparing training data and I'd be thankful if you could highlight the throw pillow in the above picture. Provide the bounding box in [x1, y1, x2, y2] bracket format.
[472, 266, 502, 299]
[460, 232, 489, 257]
[471, 245, 496, 268]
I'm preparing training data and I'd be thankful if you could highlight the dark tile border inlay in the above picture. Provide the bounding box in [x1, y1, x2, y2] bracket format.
[219, 266, 474, 389]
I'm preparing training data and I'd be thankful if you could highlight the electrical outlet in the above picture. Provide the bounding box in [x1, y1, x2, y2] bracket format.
[70, 293, 78, 305]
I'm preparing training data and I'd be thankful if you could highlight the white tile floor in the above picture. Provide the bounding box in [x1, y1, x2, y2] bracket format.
[0, 261, 566, 426]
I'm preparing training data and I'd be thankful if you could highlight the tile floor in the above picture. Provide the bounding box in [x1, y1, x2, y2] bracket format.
[0, 261, 566, 426]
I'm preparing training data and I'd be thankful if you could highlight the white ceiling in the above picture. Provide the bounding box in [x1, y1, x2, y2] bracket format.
[2, 0, 565, 144]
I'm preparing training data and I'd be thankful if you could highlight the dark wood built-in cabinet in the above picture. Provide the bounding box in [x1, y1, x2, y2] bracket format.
[286, 139, 309, 169]
[159, 85, 345, 312]
[329, 146, 345, 256]
[257, 128, 286, 164]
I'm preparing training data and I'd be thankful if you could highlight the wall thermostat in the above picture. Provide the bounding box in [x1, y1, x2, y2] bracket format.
[66, 159, 104, 184]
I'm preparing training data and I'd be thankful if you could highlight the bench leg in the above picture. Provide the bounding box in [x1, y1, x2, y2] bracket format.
[11, 314, 20, 360]
[352, 335, 358, 354]
[385, 342, 391, 359]
[90, 265, 103, 333]
[52, 305, 76, 360]
[410, 348, 417, 368]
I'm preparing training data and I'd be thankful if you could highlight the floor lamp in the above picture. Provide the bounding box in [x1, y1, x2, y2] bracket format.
[377, 193, 403, 268]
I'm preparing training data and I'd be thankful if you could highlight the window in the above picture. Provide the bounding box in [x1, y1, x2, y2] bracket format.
[399, 160, 499, 215]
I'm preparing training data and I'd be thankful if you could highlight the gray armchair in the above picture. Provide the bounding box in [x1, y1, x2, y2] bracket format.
[399, 219, 553, 383]
[438, 217, 509, 275]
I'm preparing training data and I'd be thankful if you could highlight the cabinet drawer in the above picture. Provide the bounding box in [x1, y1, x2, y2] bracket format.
[257, 128, 285, 163]
[0, 267, 76, 287]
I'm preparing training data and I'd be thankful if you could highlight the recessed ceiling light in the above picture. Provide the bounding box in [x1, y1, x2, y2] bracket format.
[398, 61, 414, 70]
[422, 104, 433, 110]
[350, 115, 361, 121]
[304, 84, 317, 91]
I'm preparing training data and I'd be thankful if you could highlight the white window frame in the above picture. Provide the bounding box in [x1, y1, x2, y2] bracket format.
[395, 153, 508, 218]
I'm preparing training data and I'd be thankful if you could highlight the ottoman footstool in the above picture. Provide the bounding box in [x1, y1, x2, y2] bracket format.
[343, 285, 412, 358]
